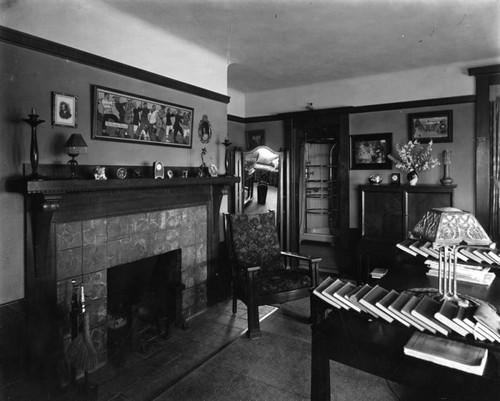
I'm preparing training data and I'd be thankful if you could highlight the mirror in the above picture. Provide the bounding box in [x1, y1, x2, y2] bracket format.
[243, 146, 281, 212]
[232, 145, 286, 248]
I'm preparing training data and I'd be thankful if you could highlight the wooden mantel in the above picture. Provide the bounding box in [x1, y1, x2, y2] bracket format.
[24, 172, 239, 310]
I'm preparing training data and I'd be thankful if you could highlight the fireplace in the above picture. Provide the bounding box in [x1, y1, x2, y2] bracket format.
[23, 169, 238, 381]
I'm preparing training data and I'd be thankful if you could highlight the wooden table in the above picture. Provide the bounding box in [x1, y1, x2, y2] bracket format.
[311, 264, 500, 400]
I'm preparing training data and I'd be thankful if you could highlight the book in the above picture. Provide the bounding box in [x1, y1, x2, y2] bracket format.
[411, 296, 451, 336]
[409, 240, 429, 257]
[420, 241, 440, 259]
[396, 239, 418, 257]
[313, 277, 343, 309]
[370, 267, 388, 279]
[376, 290, 410, 327]
[474, 322, 497, 342]
[453, 306, 478, 337]
[359, 285, 393, 323]
[425, 269, 496, 286]
[424, 259, 489, 273]
[389, 292, 425, 331]
[404, 331, 488, 376]
[460, 247, 485, 265]
[322, 279, 351, 310]
[402, 295, 436, 333]
[487, 249, 500, 265]
[462, 306, 488, 341]
[473, 303, 500, 343]
[473, 248, 497, 265]
[348, 284, 378, 318]
[333, 282, 362, 312]
[434, 300, 469, 337]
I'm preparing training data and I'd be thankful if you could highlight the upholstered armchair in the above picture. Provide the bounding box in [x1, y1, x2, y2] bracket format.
[223, 211, 320, 339]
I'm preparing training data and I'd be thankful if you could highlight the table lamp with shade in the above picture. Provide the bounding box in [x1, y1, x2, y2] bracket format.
[411, 207, 493, 306]
[64, 133, 88, 179]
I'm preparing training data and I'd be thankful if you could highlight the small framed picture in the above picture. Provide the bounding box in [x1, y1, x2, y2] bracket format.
[408, 110, 452, 143]
[390, 173, 401, 185]
[350, 133, 392, 170]
[52, 91, 78, 128]
[245, 130, 265, 150]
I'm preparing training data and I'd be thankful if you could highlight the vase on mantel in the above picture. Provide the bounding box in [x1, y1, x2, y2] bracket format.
[440, 149, 453, 186]
[407, 170, 418, 186]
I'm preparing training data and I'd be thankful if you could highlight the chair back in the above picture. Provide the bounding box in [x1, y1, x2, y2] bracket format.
[224, 211, 285, 274]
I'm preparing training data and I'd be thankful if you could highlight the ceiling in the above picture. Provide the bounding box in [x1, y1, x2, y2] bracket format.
[105, 1, 500, 93]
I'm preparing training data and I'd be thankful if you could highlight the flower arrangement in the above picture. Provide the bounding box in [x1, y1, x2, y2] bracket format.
[388, 140, 440, 173]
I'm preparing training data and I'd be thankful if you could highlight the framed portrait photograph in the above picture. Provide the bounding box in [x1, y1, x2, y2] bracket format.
[92, 85, 194, 148]
[350, 133, 392, 170]
[408, 110, 453, 143]
[245, 130, 265, 150]
[52, 92, 78, 128]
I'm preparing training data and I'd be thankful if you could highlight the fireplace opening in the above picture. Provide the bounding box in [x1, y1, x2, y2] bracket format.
[106, 249, 184, 363]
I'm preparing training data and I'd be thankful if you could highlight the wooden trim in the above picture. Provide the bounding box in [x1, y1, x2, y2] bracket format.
[0, 26, 230, 104]
[227, 114, 246, 123]
[474, 75, 491, 229]
[468, 65, 500, 77]
[229, 96, 475, 123]
[349, 95, 475, 114]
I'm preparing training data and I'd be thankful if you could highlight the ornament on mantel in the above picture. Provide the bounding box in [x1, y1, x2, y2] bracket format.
[440, 149, 454, 186]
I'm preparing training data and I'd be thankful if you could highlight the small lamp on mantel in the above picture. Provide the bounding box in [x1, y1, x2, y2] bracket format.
[411, 207, 493, 306]
[64, 133, 87, 179]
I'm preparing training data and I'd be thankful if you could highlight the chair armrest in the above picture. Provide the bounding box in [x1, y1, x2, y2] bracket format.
[281, 251, 322, 264]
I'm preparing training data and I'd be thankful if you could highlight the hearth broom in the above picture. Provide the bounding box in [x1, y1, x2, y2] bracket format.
[66, 283, 98, 395]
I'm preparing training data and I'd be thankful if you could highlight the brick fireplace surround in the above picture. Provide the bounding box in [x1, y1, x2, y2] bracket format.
[24, 170, 238, 380]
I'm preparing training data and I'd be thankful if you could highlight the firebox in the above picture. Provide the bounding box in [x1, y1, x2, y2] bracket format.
[107, 249, 184, 361]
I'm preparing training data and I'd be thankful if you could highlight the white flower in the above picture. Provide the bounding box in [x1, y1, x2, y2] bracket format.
[388, 140, 440, 173]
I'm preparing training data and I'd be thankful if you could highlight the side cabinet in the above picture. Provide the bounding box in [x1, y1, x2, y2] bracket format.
[357, 184, 456, 280]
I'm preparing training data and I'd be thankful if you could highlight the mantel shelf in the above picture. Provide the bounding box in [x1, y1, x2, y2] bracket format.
[26, 176, 240, 195]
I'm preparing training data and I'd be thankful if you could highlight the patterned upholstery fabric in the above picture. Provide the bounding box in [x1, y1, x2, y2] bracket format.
[228, 211, 312, 295]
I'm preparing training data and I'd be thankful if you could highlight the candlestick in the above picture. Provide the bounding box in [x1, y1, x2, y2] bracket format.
[222, 138, 232, 176]
[22, 111, 46, 180]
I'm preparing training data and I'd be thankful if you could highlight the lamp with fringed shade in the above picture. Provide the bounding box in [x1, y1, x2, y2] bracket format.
[64, 133, 88, 179]
[411, 207, 493, 306]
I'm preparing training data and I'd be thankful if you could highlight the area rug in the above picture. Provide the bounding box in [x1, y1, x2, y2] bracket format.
[154, 299, 413, 401]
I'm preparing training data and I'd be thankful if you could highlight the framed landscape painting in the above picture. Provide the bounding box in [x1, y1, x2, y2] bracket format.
[350, 133, 392, 170]
[92, 85, 194, 148]
[408, 110, 453, 143]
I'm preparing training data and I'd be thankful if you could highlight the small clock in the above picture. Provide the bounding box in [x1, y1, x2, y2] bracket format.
[390, 173, 401, 185]
[208, 164, 218, 177]
[116, 167, 127, 180]
[153, 161, 164, 179]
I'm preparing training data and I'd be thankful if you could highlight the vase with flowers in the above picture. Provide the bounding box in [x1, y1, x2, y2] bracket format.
[388, 140, 440, 185]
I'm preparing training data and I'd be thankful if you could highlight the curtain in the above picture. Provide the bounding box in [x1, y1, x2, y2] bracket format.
[491, 96, 500, 244]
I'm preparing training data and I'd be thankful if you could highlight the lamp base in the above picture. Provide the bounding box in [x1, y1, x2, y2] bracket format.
[68, 157, 79, 179]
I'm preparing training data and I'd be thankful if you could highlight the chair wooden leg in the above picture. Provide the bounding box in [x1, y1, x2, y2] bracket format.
[246, 300, 261, 339]
[232, 293, 237, 314]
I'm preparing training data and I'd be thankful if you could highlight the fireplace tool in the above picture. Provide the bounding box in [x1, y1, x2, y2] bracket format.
[67, 282, 98, 397]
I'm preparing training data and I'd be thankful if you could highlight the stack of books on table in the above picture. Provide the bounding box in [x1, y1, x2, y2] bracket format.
[313, 277, 500, 344]
[404, 331, 488, 376]
[424, 260, 496, 286]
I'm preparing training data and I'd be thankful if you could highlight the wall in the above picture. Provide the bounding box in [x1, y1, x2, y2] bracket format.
[243, 61, 496, 117]
[349, 102, 475, 228]
[0, 42, 228, 304]
[0, 1, 228, 94]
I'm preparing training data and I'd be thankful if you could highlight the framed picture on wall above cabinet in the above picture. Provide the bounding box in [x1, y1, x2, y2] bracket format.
[52, 92, 78, 128]
[408, 110, 453, 143]
[91, 85, 194, 148]
[350, 133, 392, 170]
